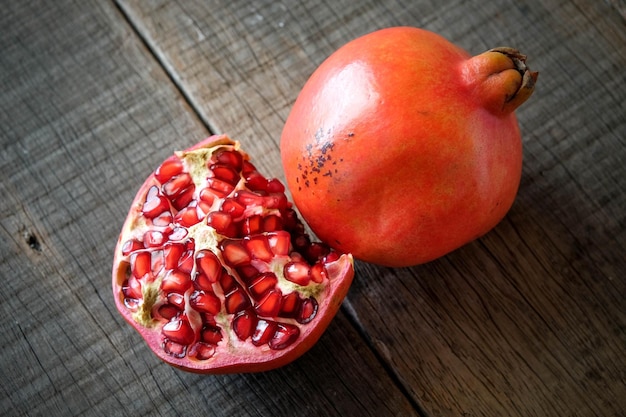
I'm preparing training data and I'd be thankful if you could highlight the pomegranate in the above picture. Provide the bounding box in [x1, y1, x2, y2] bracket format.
[280, 27, 538, 267]
[112, 135, 354, 373]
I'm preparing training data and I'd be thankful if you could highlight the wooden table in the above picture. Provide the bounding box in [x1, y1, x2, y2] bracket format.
[2, 1, 624, 416]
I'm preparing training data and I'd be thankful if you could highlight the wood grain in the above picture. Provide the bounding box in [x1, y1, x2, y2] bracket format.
[2, 0, 625, 416]
[0, 1, 418, 416]
[116, 0, 626, 416]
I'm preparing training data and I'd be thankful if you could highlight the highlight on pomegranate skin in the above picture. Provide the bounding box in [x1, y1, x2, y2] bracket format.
[112, 135, 354, 373]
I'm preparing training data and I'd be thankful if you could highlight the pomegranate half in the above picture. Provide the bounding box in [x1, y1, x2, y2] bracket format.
[280, 27, 538, 267]
[112, 135, 354, 373]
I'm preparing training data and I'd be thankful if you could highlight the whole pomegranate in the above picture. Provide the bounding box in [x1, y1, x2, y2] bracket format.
[112, 135, 353, 373]
[280, 27, 538, 267]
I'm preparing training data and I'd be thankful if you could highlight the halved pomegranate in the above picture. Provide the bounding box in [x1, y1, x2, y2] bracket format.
[112, 135, 354, 373]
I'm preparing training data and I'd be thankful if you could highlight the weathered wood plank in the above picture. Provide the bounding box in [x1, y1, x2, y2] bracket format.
[0, 1, 419, 416]
[117, 0, 626, 416]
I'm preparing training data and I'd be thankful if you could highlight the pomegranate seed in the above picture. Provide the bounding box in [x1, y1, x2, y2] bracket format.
[152, 211, 173, 227]
[248, 272, 278, 300]
[324, 251, 340, 263]
[191, 342, 217, 360]
[242, 215, 263, 235]
[168, 226, 188, 241]
[158, 303, 181, 320]
[310, 262, 327, 283]
[195, 250, 222, 284]
[266, 178, 285, 193]
[269, 323, 299, 350]
[122, 275, 142, 299]
[236, 264, 260, 284]
[143, 230, 166, 247]
[163, 242, 185, 270]
[200, 325, 223, 345]
[232, 310, 257, 341]
[189, 290, 221, 315]
[220, 198, 245, 220]
[284, 261, 311, 286]
[198, 188, 215, 206]
[221, 240, 251, 266]
[206, 178, 235, 198]
[279, 292, 301, 318]
[162, 339, 187, 358]
[234, 190, 265, 207]
[297, 297, 318, 324]
[161, 270, 192, 293]
[225, 288, 250, 314]
[219, 272, 237, 294]
[262, 215, 283, 232]
[264, 193, 288, 210]
[245, 171, 270, 192]
[251, 319, 277, 346]
[171, 185, 195, 211]
[306, 242, 331, 263]
[255, 289, 282, 317]
[155, 157, 184, 184]
[213, 149, 243, 172]
[142, 186, 170, 219]
[267, 231, 291, 257]
[167, 292, 185, 309]
[131, 251, 151, 279]
[174, 206, 201, 227]
[121, 239, 143, 256]
[162, 314, 195, 345]
[177, 249, 195, 274]
[244, 236, 273, 262]
[210, 164, 240, 186]
[162, 173, 192, 198]
[241, 160, 257, 177]
[207, 211, 234, 235]
[123, 297, 140, 310]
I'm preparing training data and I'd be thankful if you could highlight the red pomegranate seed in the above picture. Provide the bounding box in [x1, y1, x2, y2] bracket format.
[198, 187, 216, 205]
[167, 292, 185, 309]
[131, 251, 151, 279]
[262, 215, 283, 232]
[189, 290, 221, 315]
[234, 190, 265, 207]
[206, 178, 235, 198]
[255, 289, 282, 317]
[225, 288, 250, 314]
[163, 243, 185, 270]
[242, 215, 263, 235]
[284, 261, 311, 286]
[266, 178, 285, 193]
[191, 342, 217, 360]
[195, 250, 222, 284]
[143, 230, 166, 247]
[248, 272, 278, 300]
[310, 262, 327, 283]
[174, 206, 201, 227]
[236, 264, 260, 284]
[177, 247, 195, 274]
[162, 314, 195, 345]
[155, 156, 184, 184]
[162, 339, 187, 358]
[220, 198, 245, 220]
[200, 325, 223, 345]
[267, 231, 291, 257]
[213, 149, 243, 172]
[244, 236, 273, 262]
[263, 193, 288, 210]
[121, 239, 143, 256]
[161, 270, 192, 293]
[221, 240, 251, 266]
[232, 310, 257, 341]
[210, 164, 240, 186]
[162, 173, 192, 198]
[158, 303, 181, 320]
[279, 292, 301, 318]
[219, 272, 237, 294]
[241, 160, 257, 177]
[171, 185, 195, 211]
[168, 226, 188, 241]
[245, 171, 270, 192]
[206, 211, 233, 235]
[152, 211, 173, 227]
[251, 319, 277, 346]
[142, 186, 170, 219]
[122, 275, 142, 300]
[297, 297, 319, 324]
[269, 323, 299, 350]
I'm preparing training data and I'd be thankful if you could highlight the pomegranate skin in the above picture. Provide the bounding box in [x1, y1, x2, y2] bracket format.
[280, 27, 537, 267]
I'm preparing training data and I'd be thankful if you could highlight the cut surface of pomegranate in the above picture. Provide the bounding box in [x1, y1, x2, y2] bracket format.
[112, 135, 354, 373]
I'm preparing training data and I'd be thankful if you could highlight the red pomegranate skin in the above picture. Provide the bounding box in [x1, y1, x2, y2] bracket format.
[280, 27, 537, 267]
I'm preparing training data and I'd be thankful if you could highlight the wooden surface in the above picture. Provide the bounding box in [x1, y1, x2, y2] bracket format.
[1, 0, 625, 416]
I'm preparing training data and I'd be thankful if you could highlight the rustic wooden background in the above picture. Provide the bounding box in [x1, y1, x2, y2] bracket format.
[1, 0, 624, 416]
